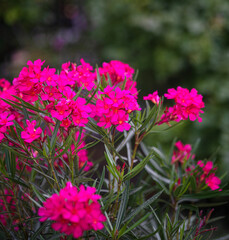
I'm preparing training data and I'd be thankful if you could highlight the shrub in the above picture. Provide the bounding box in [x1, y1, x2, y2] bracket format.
[0, 59, 228, 239]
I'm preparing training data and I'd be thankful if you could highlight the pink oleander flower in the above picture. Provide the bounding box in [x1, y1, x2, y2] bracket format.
[38, 182, 106, 238]
[13, 59, 45, 102]
[70, 97, 92, 127]
[40, 67, 59, 86]
[60, 118, 72, 128]
[158, 87, 204, 125]
[99, 60, 134, 83]
[143, 91, 160, 105]
[75, 59, 96, 91]
[95, 86, 140, 132]
[50, 98, 72, 121]
[60, 59, 96, 91]
[0, 112, 15, 127]
[203, 161, 213, 174]
[114, 110, 131, 132]
[98, 60, 138, 97]
[184, 159, 221, 191]
[205, 173, 221, 191]
[40, 86, 62, 101]
[0, 126, 7, 141]
[197, 160, 204, 168]
[21, 120, 42, 143]
[172, 141, 193, 164]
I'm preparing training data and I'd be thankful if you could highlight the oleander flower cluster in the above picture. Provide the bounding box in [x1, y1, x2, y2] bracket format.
[172, 141, 221, 191]
[158, 87, 204, 125]
[38, 182, 106, 238]
[172, 141, 194, 164]
[95, 86, 141, 131]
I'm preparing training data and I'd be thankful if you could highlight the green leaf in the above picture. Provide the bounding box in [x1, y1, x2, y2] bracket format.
[97, 167, 105, 194]
[121, 76, 127, 90]
[123, 152, 152, 181]
[4, 175, 29, 188]
[2, 144, 29, 159]
[0, 98, 23, 111]
[121, 212, 151, 236]
[73, 85, 84, 100]
[54, 132, 73, 158]
[104, 145, 121, 179]
[50, 120, 61, 155]
[140, 104, 157, 130]
[31, 184, 46, 203]
[12, 95, 47, 114]
[116, 180, 130, 231]
[182, 190, 229, 200]
[31, 222, 50, 240]
[124, 190, 163, 222]
[86, 80, 101, 104]
[10, 151, 16, 178]
[133, 69, 139, 82]
[96, 65, 101, 85]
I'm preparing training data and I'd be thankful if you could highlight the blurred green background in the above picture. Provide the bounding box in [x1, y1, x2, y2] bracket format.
[1, 0, 229, 235]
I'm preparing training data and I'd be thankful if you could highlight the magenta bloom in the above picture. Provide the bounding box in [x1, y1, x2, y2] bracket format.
[143, 91, 160, 105]
[95, 86, 140, 132]
[0, 112, 15, 127]
[158, 87, 204, 125]
[50, 98, 72, 121]
[185, 159, 221, 191]
[205, 173, 221, 190]
[13, 59, 45, 103]
[99, 60, 134, 83]
[203, 161, 213, 174]
[38, 182, 106, 238]
[98, 60, 138, 97]
[40, 86, 62, 102]
[21, 120, 42, 143]
[172, 141, 193, 164]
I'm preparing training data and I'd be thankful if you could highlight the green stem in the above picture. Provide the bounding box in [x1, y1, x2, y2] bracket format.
[130, 132, 146, 170]
[48, 158, 60, 191]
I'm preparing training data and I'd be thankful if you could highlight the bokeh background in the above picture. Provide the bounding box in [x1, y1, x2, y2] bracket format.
[1, 0, 229, 237]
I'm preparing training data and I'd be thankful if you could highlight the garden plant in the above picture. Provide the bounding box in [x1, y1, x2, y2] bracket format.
[0, 59, 228, 239]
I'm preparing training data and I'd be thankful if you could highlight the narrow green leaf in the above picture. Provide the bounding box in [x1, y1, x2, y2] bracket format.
[31, 184, 46, 203]
[123, 152, 152, 181]
[122, 212, 151, 236]
[50, 120, 61, 154]
[54, 133, 72, 158]
[104, 145, 121, 179]
[96, 66, 101, 85]
[97, 167, 105, 194]
[22, 107, 29, 120]
[116, 180, 130, 231]
[121, 76, 127, 90]
[0, 98, 23, 111]
[12, 95, 47, 114]
[73, 85, 83, 100]
[133, 69, 139, 82]
[10, 151, 16, 178]
[183, 190, 229, 200]
[124, 190, 163, 222]
[86, 81, 101, 104]
[31, 222, 50, 240]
